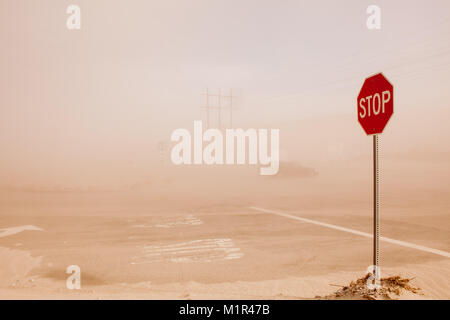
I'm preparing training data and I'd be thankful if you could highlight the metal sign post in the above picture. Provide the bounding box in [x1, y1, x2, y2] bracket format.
[373, 134, 379, 281]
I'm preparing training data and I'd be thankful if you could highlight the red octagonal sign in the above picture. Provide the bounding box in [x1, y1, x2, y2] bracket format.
[357, 73, 393, 135]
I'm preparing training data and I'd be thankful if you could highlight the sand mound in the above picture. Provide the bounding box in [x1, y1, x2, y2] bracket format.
[0, 247, 42, 287]
[322, 273, 422, 300]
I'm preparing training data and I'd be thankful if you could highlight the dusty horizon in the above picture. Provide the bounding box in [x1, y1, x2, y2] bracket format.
[1, 0, 450, 189]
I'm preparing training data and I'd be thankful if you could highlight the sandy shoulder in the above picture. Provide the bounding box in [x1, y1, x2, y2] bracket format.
[0, 259, 448, 300]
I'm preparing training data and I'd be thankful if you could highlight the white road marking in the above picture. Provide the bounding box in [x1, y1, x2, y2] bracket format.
[131, 215, 203, 229]
[132, 238, 243, 264]
[249, 206, 450, 259]
[0, 225, 43, 238]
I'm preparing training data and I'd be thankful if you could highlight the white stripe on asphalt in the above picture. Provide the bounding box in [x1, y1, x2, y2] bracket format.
[249, 206, 450, 259]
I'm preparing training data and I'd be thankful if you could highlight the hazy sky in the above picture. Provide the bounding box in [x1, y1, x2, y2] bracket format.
[1, 0, 449, 187]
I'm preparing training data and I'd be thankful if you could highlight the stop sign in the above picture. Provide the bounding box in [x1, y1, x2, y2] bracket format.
[357, 73, 393, 135]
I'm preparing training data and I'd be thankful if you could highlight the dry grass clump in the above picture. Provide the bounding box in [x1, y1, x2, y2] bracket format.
[322, 273, 422, 300]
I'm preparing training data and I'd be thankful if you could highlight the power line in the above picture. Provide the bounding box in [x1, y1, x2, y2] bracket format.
[202, 89, 236, 129]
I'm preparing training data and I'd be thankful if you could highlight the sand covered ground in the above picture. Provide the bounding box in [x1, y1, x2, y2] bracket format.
[0, 156, 449, 300]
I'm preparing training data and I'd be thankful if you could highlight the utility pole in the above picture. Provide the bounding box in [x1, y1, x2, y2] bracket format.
[230, 89, 233, 128]
[202, 89, 236, 130]
[223, 89, 233, 128]
[205, 88, 210, 129]
[157, 141, 167, 165]
[218, 88, 221, 131]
